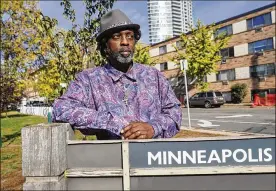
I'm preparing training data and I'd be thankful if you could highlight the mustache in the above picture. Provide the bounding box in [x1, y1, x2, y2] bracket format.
[119, 48, 132, 52]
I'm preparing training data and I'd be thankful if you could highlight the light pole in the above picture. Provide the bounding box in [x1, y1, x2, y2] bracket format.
[180, 59, 191, 129]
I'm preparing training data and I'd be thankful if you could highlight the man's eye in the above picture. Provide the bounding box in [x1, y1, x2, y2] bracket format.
[127, 34, 134, 39]
[113, 35, 120, 39]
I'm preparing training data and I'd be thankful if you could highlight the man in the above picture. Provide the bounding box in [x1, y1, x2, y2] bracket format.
[52, 9, 182, 140]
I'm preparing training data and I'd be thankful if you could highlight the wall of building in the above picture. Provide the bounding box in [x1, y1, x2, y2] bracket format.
[207, 76, 275, 102]
[148, 4, 276, 103]
[219, 50, 275, 71]
[227, 24, 275, 47]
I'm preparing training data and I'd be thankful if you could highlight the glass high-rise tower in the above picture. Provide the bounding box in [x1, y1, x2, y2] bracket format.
[147, 0, 193, 44]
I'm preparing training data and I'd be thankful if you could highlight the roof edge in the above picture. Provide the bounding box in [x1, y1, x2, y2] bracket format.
[150, 2, 275, 47]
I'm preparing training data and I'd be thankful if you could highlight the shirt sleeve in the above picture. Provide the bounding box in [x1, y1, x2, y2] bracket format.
[52, 71, 129, 136]
[148, 71, 182, 138]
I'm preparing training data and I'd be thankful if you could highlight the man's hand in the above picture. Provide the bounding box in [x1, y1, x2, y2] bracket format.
[120, 121, 154, 139]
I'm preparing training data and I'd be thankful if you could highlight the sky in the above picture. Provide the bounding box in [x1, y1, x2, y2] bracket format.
[38, 1, 274, 44]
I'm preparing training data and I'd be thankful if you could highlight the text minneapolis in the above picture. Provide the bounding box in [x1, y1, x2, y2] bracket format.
[147, 148, 273, 165]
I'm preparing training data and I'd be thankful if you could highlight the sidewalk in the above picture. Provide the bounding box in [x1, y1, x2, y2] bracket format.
[222, 103, 275, 109]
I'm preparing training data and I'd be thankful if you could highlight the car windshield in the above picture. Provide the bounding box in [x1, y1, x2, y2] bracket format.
[192, 94, 199, 98]
[215, 92, 223, 96]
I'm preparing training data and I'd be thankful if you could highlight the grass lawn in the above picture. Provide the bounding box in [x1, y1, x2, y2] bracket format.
[0, 111, 98, 190]
[1, 111, 221, 190]
[174, 130, 222, 138]
[1, 111, 47, 190]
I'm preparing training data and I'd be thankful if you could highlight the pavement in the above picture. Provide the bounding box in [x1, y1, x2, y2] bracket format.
[181, 107, 275, 135]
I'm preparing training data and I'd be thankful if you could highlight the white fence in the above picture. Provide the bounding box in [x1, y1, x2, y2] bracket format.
[20, 106, 52, 117]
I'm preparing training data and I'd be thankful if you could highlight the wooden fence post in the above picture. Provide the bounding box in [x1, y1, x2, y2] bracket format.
[21, 123, 74, 190]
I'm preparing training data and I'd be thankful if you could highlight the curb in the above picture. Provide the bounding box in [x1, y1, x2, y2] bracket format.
[223, 104, 275, 108]
[181, 105, 274, 109]
[222, 104, 252, 108]
[180, 127, 273, 137]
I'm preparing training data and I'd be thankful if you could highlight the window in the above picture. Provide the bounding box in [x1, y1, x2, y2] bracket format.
[220, 47, 234, 58]
[247, 13, 272, 30]
[250, 63, 275, 77]
[248, 38, 274, 53]
[216, 69, 235, 81]
[192, 93, 199, 98]
[215, 92, 223, 96]
[207, 92, 213, 97]
[176, 41, 183, 49]
[159, 45, 167, 54]
[198, 93, 206, 98]
[215, 25, 233, 37]
[268, 88, 276, 94]
[160, 62, 168, 71]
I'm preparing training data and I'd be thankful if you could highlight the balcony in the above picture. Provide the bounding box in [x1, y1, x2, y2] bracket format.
[172, 7, 181, 12]
[172, 18, 182, 22]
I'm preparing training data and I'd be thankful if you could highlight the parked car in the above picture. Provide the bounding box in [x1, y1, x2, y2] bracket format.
[7, 104, 17, 111]
[26, 101, 49, 107]
[185, 91, 225, 108]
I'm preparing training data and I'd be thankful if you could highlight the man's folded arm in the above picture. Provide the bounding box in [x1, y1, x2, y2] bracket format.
[52, 72, 128, 136]
[148, 72, 182, 138]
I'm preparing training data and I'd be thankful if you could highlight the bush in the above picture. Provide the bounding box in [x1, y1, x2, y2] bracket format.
[231, 83, 248, 103]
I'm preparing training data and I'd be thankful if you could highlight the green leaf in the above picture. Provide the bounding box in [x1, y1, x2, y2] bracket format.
[172, 19, 230, 90]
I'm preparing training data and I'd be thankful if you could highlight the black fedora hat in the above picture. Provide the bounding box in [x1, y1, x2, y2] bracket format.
[96, 9, 141, 42]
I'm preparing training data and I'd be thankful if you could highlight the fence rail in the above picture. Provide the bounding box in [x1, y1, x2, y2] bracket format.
[19, 106, 52, 117]
[21, 123, 276, 190]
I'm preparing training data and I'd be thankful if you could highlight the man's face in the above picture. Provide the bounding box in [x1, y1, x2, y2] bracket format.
[106, 29, 136, 64]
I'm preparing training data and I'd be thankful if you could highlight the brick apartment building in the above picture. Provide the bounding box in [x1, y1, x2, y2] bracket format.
[149, 3, 276, 103]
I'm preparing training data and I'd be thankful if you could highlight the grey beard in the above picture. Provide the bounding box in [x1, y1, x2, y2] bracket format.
[110, 51, 134, 64]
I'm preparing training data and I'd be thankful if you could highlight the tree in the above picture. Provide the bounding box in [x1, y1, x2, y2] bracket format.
[0, 66, 24, 115]
[0, 1, 51, 111]
[231, 83, 248, 103]
[33, 0, 116, 99]
[172, 20, 231, 90]
[133, 43, 158, 66]
[1, 0, 118, 104]
[29, 26, 83, 101]
[35, 60, 61, 101]
[165, 35, 173, 40]
[29, 0, 116, 101]
[1, 1, 43, 69]
[60, 0, 116, 67]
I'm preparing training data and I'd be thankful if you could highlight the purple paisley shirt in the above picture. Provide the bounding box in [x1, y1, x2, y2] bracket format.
[52, 63, 182, 140]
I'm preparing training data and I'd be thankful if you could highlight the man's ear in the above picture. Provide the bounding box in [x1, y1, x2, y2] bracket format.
[105, 42, 111, 55]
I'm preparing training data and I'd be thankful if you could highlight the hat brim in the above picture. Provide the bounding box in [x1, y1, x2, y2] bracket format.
[96, 24, 140, 42]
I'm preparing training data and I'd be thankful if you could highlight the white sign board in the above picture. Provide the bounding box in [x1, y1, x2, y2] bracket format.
[180, 59, 188, 70]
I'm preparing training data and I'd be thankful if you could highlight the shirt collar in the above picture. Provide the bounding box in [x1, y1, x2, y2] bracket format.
[104, 62, 138, 82]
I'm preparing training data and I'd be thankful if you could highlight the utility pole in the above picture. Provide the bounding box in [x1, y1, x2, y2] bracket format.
[180, 59, 191, 129]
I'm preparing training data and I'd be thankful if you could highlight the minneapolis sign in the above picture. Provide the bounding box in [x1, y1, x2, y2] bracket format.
[129, 137, 275, 168]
